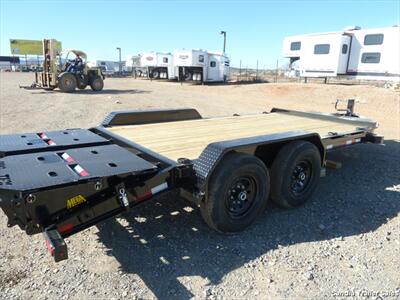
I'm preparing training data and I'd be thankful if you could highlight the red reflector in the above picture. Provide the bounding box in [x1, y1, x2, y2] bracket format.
[58, 223, 74, 234]
[135, 191, 152, 202]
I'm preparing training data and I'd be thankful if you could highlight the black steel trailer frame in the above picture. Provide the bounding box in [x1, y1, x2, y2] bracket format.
[0, 103, 383, 262]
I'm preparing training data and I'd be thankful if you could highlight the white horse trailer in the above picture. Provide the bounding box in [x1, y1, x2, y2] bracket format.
[125, 55, 141, 73]
[173, 49, 230, 83]
[137, 52, 173, 79]
[283, 26, 400, 82]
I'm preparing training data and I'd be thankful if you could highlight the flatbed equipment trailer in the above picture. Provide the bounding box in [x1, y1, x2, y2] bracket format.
[0, 101, 383, 262]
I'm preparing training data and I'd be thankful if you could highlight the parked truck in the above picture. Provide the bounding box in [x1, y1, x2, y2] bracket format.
[0, 100, 382, 262]
[173, 49, 230, 83]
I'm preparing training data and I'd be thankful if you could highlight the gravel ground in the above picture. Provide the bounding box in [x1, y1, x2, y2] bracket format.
[0, 73, 399, 299]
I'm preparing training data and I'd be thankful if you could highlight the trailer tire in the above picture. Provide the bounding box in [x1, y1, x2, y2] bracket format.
[152, 70, 160, 79]
[90, 76, 104, 91]
[270, 141, 321, 208]
[184, 72, 192, 81]
[200, 152, 270, 233]
[58, 72, 77, 92]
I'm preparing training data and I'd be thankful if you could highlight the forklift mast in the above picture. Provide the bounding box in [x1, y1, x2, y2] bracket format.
[43, 39, 58, 86]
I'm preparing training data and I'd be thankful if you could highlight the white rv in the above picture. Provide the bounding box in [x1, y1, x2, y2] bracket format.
[136, 52, 173, 79]
[172, 49, 230, 82]
[283, 26, 400, 82]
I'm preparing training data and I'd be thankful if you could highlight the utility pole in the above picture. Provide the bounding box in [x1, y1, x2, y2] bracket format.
[116, 47, 122, 73]
[220, 31, 226, 53]
[239, 59, 242, 81]
[256, 60, 259, 81]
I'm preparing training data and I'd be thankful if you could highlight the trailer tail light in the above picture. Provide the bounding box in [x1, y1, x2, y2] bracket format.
[43, 229, 68, 262]
[58, 223, 74, 234]
[135, 191, 152, 202]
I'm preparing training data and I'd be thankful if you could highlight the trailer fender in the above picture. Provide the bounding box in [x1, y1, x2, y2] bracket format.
[193, 131, 324, 197]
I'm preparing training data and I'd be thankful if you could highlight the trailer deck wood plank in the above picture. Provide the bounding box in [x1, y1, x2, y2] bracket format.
[107, 112, 359, 161]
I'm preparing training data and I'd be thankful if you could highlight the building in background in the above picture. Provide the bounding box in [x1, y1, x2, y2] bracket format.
[0, 56, 20, 71]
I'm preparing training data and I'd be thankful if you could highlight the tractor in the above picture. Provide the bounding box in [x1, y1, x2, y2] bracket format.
[29, 39, 104, 92]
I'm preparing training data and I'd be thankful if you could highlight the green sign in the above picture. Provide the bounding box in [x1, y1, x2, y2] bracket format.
[10, 39, 62, 55]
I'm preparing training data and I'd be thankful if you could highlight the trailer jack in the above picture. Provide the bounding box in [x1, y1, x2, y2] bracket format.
[43, 228, 68, 263]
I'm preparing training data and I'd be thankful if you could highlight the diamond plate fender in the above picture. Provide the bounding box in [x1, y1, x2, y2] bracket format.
[193, 131, 324, 195]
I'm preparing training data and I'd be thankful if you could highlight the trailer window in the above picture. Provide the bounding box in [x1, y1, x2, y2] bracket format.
[364, 34, 384, 45]
[163, 57, 168, 63]
[314, 44, 330, 54]
[290, 41, 301, 51]
[342, 44, 348, 54]
[199, 55, 204, 63]
[210, 61, 216, 67]
[361, 52, 381, 63]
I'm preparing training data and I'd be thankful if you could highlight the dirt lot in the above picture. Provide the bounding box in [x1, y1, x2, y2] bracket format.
[0, 72, 399, 299]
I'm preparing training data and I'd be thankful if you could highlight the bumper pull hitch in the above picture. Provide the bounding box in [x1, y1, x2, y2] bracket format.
[43, 228, 68, 263]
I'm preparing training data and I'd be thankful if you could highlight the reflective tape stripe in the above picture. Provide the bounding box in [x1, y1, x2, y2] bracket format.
[327, 138, 362, 150]
[151, 182, 168, 194]
[39, 133, 48, 139]
[136, 182, 168, 202]
[345, 138, 361, 146]
[61, 153, 75, 163]
[73, 165, 89, 177]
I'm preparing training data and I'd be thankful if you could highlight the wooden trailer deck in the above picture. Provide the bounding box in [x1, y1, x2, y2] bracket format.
[107, 112, 363, 161]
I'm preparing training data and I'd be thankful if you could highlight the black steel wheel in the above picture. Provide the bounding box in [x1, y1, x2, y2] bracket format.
[226, 176, 257, 218]
[58, 72, 77, 92]
[290, 160, 312, 195]
[270, 141, 321, 208]
[200, 152, 270, 233]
